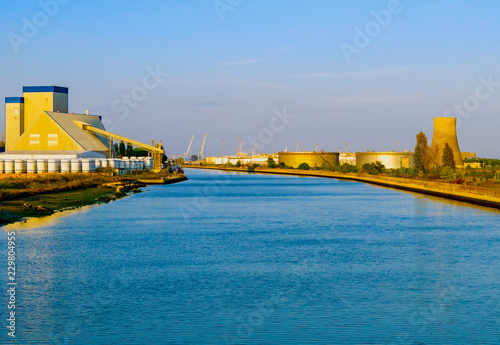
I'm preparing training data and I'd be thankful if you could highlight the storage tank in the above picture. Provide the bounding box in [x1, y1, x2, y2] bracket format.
[144, 157, 153, 170]
[14, 160, 27, 174]
[94, 159, 101, 169]
[278, 152, 340, 169]
[61, 159, 71, 173]
[36, 159, 47, 173]
[356, 152, 415, 170]
[27, 159, 37, 174]
[82, 159, 91, 173]
[5, 160, 15, 174]
[101, 159, 108, 168]
[48, 159, 60, 173]
[71, 159, 82, 173]
[0, 160, 5, 174]
[89, 159, 96, 172]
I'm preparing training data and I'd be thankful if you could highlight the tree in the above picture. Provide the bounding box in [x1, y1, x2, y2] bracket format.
[442, 142, 455, 168]
[414, 131, 429, 170]
[267, 156, 277, 168]
[0, 140, 4, 148]
[119, 141, 126, 156]
[235, 160, 241, 167]
[176, 157, 185, 165]
[362, 161, 385, 175]
[298, 162, 310, 170]
[126, 143, 133, 157]
[113, 143, 119, 155]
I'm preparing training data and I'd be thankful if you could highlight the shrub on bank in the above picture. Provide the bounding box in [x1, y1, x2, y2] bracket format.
[298, 162, 310, 170]
[361, 161, 385, 175]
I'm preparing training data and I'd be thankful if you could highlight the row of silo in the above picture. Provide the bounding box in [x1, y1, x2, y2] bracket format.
[0, 156, 154, 174]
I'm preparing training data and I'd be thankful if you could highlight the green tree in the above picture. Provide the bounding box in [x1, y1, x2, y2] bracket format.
[414, 131, 429, 170]
[126, 143, 133, 157]
[113, 143, 119, 155]
[0, 140, 5, 148]
[298, 162, 310, 170]
[267, 156, 277, 168]
[440, 166, 455, 180]
[119, 141, 126, 156]
[176, 157, 185, 165]
[235, 160, 241, 167]
[362, 161, 385, 175]
[442, 142, 455, 168]
[336, 163, 358, 173]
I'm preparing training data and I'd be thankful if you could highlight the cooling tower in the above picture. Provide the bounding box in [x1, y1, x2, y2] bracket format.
[430, 117, 463, 166]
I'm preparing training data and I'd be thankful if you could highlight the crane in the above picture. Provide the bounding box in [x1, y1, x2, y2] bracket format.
[76, 122, 165, 172]
[184, 135, 195, 159]
[251, 145, 257, 156]
[295, 142, 299, 152]
[198, 134, 207, 161]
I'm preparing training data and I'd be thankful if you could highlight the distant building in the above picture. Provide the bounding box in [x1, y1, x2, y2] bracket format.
[461, 152, 477, 160]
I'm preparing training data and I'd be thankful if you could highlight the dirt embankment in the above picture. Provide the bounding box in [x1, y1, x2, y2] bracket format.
[0, 173, 187, 227]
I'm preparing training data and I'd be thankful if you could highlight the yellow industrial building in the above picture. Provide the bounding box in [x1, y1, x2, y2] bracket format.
[4, 86, 110, 159]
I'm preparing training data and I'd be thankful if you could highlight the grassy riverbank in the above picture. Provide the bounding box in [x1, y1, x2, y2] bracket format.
[0, 172, 187, 227]
[186, 166, 500, 209]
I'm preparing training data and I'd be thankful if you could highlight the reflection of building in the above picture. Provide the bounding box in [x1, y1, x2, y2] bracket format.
[430, 117, 463, 167]
[3, 86, 110, 159]
[278, 151, 339, 169]
[356, 151, 414, 170]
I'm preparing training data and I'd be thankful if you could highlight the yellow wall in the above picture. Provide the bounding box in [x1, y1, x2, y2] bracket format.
[22, 91, 68, 132]
[9, 113, 84, 152]
[279, 152, 339, 169]
[5, 102, 24, 150]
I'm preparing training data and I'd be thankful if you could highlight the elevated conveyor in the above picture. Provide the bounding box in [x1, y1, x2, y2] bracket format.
[74, 121, 164, 172]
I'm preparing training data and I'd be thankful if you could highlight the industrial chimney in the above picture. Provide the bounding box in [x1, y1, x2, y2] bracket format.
[430, 117, 463, 166]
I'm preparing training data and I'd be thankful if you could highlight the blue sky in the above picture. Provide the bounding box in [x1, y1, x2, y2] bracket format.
[1, 0, 499, 157]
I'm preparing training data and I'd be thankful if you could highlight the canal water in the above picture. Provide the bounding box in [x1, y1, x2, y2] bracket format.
[1, 169, 500, 344]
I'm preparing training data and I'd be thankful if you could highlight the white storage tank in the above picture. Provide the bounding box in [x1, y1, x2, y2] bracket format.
[48, 159, 60, 173]
[137, 159, 144, 170]
[82, 159, 91, 173]
[71, 159, 82, 173]
[61, 159, 71, 173]
[124, 160, 131, 170]
[5, 160, 15, 174]
[0, 160, 5, 174]
[89, 159, 96, 172]
[14, 160, 27, 174]
[144, 157, 153, 170]
[94, 159, 101, 169]
[101, 159, 108, 168]
[27, 159, 37, 174]
[36, 159, 47, 173]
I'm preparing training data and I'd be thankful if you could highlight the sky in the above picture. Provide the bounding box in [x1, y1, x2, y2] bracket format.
[1, 0, 500, 158]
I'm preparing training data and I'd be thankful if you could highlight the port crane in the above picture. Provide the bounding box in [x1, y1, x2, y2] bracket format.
[184, 135, 195, 160]
[76, 122, 165, 172]
[198, 134, 207, 161]
[251, 145, 257, 156]
[295, 142, 299, 152]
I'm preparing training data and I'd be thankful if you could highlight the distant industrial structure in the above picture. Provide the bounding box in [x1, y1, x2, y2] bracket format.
[1, 85, 165, 172]
[430, 117, 463, 167]
[278, 151, 339, 169]
[356, 151, 414, 170]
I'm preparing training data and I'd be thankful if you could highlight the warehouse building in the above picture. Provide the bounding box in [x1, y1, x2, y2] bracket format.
[3, 86, 111, 159]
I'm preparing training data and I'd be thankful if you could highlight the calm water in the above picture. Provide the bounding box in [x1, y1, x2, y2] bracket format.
[1, 169, 500, 344]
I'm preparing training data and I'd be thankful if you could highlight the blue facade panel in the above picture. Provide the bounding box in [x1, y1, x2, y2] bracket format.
[23, 86, 69, 94]
[5, 97, 24, 104]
